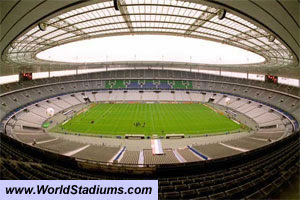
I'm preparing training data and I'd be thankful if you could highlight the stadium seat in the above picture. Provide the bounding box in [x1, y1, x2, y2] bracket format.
[225, 187, 242, 199]
[160, 185, 175, 193]
[163, 191, 180, 199]
[208, 191, 227, 200]
[180, 189, 197, 199]
[174, 184, 188, 191]
[196, 187, 213, 196]
[261, 183, 276, 198]
[246, 190, 265, 200]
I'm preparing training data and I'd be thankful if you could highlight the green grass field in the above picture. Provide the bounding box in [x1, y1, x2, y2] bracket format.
[55, 103, 241, 136]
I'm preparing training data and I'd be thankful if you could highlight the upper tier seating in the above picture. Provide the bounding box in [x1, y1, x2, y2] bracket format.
[127, 80, 141, 89]
[158, 80, 171, 89]
[143, 80, 156, 89]
[0, 70, 299, 123]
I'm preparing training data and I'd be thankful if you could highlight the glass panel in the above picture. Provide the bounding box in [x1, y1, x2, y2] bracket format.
[278, 77, 299, 87]
[221, 71, 247, 78]
[50, 70, 76, 77]
[248, 73, 265, 81]
[32, 72, 49, 79]
[0, 74, 19, 85]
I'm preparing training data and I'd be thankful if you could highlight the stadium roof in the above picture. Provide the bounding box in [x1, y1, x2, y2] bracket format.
[36, 35, 265, 64]
[0, 0, 299, 78]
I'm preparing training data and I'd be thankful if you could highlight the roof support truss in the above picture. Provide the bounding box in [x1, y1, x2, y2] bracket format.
[117, 0, 134, 32]
[227, 29, 268, 42]
[23, 35, 57, 46]
[49, 17, 86, 38]
[185, 7, 218, 35]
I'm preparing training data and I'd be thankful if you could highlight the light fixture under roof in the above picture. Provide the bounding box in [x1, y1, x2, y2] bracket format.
[38, 22, 47, 31]
[217, 9, 226, 20]
[113, 0, 119, 11]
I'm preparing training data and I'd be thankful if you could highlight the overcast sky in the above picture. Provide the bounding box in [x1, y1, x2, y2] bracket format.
[37, 35, 265, 64]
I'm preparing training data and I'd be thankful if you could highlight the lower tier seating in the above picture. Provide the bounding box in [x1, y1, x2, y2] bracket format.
[0, 132, 299, 200]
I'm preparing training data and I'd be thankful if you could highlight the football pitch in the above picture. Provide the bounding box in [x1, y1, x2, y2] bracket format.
[56, 103, 241, 136]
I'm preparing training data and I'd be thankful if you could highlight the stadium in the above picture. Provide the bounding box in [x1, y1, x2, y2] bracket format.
[0, 0, 299, 199]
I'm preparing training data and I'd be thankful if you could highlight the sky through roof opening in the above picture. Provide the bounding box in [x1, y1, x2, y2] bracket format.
[37, 35, 265, 64]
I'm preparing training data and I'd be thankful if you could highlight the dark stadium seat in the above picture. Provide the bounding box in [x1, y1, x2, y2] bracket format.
[223, 180, 238, 190]
[159, 181, 170, 187]
[289, 165, 299, 176]
[163, 191, 180, 199]
[160, 185, 175, 193]
[188, 182, 200, 189]
[200, 180, 216, 187]
[272, 177, 285, 189]
[180, 189, 197, 199]
[174, 184, 188, 191]
[208, 191, 227, 199]
[246, 190, 265, 200]
[196, 187, 213, 196]
[170, 180, 182, 185]
[239, 182, 254, 195]
[225, 187, 242, 199]
[261, 183, 276, 198]
[190, 196, 209, 200]
[281, 171, 292, 182]
[182, 179, 193, 184]
[210, 183, 225, 193]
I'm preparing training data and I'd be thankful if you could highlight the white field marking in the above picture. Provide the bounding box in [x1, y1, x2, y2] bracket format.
[150, 105, 155, 133]
[232, 119, 240, 124]
[63, 145, 90, 156]
[84, 104, 115, 133]
[62, 118, 71, 125]
[203, 104, 218, 113]
[219, 142, 248, 152]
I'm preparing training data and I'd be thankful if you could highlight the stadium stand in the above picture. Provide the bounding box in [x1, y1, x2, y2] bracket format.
[159, 80, 172, 89]
[73, 145, 120, 162]
[0, 130, 298, 199]
[193, 143, 243, 159]
[0, 70, 299, 199]
[36, 139, 87, 154]
[143, 149, 180, 165]
[119, 151, 140, 165]
[127, 80, 141, 89]
[143, 80, 156, 89]
[177, 148, 202, 162]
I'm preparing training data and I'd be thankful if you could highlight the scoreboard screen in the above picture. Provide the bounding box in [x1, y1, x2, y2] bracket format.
[20, 73, 32, 81]
[265, 75, 278, 84]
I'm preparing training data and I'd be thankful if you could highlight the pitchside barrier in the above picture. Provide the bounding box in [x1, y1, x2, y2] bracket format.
[125, 134, 145, 139]
[166, 134, 185, 139]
